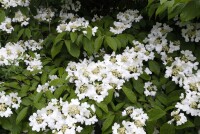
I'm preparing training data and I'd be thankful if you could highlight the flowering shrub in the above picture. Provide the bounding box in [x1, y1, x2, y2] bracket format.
[0, 0, 200, 134]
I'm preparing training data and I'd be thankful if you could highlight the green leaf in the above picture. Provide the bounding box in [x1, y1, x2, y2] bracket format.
[51, 41, 64, 58]
[17, 29, 24, 39]
[49, 78, 65, 86]
[167, 90, 183, 104]
[194, 117, 200, 126]
[102, 115, 115, 132]
[94, 36, 104, 52]
[160, 0, 167, 4]
[95, 106, 103, 118]
[25, 28, 31, 38]
[180, 0, 200, 21]
[86, 27, 93, 40]
[4, 82, 21, 90]
[16, 107, 29, 124]
[54, 32, 66, 45]
[33, 92, 43, 103]
[116, 34, 128, 48]
[160, 123, 175, 134]
[114, 37, 121, 50]
[114, 102, 125, 111]
[122, 84, 137, 103]
[65, 40, 80, 58]
[58, 67, 65, 77]
[96, 102, 109, 113]
[0, 10, 5, 23]
[21, 98, 32, 106]
[104, 89, 114, 104]
[132, 78, 144, 95]
[140, 73, 151, 81]
[156, 93, 168, 106]
[80, 126, 93, 134]
[83, 37, 94, 55]
[146, 121, 157, 134]
[76, 34, 83, 46]
[156, 2, 168, 16]
[41, 71, 48, 85]
[148, 3, 159, 18]
[70, 32, 77, 43]
[156, 1, 174, 16]
[148, 108, 166, 121]
[45, 90, 55, 99]
[105, 36, 117, 51]
[168, 3, 185, 19]
[165, 81, 177, 94]
[148, 60, 160, 75]
[54, 86, 66, 98]
[175, 120, 195, 129]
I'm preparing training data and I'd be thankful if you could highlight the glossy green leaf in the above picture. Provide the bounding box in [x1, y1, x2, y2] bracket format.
[160, 123, 175, 134]
[51, 41, 64, 58]
[16, 107, 29, 124]
[122, 84, 137, 103]
[70, 32, 77, 43]
[94, 36, 104, 52]
[105, 36, 117, 51]
[148, 60, 160, 75]
[102, 115, 115, 132]
[65, 40, 80, 58]
[148, 108, 166, 121]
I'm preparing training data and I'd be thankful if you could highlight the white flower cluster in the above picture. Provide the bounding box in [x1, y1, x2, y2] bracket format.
[34, 7, 55, 22]
[0, 40, 43, 73]
[57, 1, 98, 36]
[0, 0, 30, 9]
[83, 26, 98, 36]
[24, 53, 43, 73]
[144, 82, 157, 97]
[112, 106, 148, 134]
[59, 12, 77, 23]
[168, 109, 187, 126]
[0, 41, 25, 66]
[0, 11, 30, 33]
[0, 17, 14, 33]
[61, 0, 81, 12]
[56, 17, 89, 33]
[36, 75, 59, 92]
[165, 50, 199, 86]
[29, 98, 97, 133]
[159, 35, 200, 117]
[181, 23, 200, 42]
[24, 39, 43, 51]
[0, 91, 21, 117]
[110, 9, 143, 34]
[92, 14, 103, 22]
[143, 22, 180, 54]
[12, 10, 30, 26]
[66, 40, 154, 102]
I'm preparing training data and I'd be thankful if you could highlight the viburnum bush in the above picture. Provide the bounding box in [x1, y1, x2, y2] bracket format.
[0, 0, 200, 133]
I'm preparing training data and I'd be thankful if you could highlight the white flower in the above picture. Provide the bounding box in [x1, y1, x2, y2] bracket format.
[144, 82, 157, 97]
[34, 7, 55, 22]
[29, 98, 97, 133]
[66, 42, 154, 102]
[110, 9, 142, 34]
[0, 0, 30, 9]
[25, 53, 43, 73]
[92, 26, 98, 36]
[168, 109, 187, 126]
[0, 17, 14, 33]
[0, 91, 21, 117]
[12, 10, 30, 26]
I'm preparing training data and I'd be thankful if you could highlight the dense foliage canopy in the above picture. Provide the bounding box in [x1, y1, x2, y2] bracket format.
[0, 0, 200, 134]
